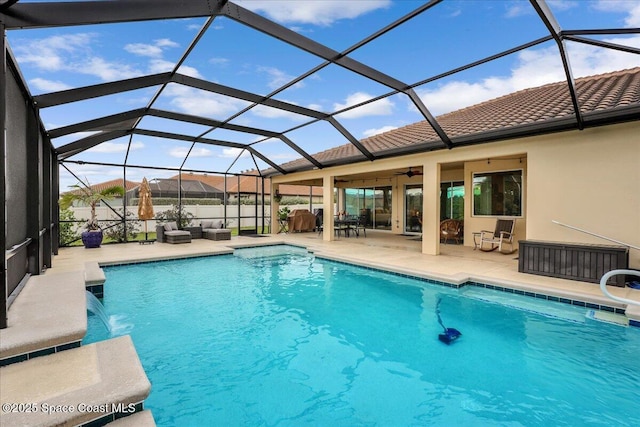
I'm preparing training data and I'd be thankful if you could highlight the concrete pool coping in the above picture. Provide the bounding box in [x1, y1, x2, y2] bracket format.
[0, 271, 87, 363]
[0, 335, 151, 427]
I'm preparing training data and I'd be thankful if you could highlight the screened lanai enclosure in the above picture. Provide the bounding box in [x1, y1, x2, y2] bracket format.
[2, 0, 639, 326]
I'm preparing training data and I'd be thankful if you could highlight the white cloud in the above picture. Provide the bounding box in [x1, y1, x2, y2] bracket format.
[547, 1, 580, 12]
[87, 141, 144, 153]
[415, 34, 640, 116]
[148, 59, 202, 78]
[125, 38, 179, 58]
[124, 43, 164, 58]
[170, 146, 212, 158]
[251, 103, 307, 121]
[221, 147, 250, 158]
[257, 66, 304, 90]
[237, 0, 391, 26]
[333, 92, 395, 119]
[504, 3, 532, 18]
[30, 78, 72, 92]
[58, 164, 122, 190]
[176, 65, 203, 79]
[593, 0, 640, 27]
[363, 125, 398, 138]
[209, 57, 230, 66]
[155, 38, 179, 48]
[165, 84, 250, 117]
[80, 56, 141, 80]
[13, 33, 142, 81]
[148, 59, 174, 73]
[13, 33, 94, 71]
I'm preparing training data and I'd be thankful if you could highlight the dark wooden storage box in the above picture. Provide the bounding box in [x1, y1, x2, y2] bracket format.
[518, 240, 629, 287]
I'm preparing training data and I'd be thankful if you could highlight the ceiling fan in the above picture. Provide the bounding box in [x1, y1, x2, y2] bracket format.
[395, 167, 423, 178]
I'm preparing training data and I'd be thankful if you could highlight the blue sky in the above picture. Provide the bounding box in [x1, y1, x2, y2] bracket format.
[5, 0, 640, 190]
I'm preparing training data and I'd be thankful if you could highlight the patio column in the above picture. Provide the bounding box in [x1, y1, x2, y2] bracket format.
[322, 175, 335, 241]
[421, 162, 440, 255]
[271, 183, 279, 235]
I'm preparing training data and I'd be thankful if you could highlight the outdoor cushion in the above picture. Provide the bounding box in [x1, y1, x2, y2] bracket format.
[201, 220, 214, 229]
[163, 224, 173, 232]
[167, 221, 179, 230]
[214, 220, 224, 229]
[164, 230, 190, 236]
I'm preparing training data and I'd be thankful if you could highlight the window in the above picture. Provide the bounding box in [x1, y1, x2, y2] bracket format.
[473, 170, 522, 216]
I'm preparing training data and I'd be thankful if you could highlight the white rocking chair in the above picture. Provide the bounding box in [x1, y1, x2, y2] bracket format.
[479, 218, 517, 254]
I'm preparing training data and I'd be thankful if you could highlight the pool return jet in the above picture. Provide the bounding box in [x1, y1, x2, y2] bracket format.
[436, 298, 461, 344]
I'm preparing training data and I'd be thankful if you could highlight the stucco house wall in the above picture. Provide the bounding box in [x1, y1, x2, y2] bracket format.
[272, 121, 639, 267]
[525, 122, 639, 267]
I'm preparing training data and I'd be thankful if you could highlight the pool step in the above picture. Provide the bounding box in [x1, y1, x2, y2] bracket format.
[0, 271, 86, 366]
[585, 309, 629, 326]
[0, 335, 151, 427]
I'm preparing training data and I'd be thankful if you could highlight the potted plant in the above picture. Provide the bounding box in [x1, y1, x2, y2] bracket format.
[278, 206, 290, 220]
[59, 178, 125, 248]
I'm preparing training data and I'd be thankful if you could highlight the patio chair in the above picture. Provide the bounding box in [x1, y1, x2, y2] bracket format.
[353, 214, 367, 238]
[440, 219, 463, 244]
[479, 218, 516, 253]
[315, 212, 323, 235]
[201, 220, 231, 241]
[160, 221, 192, 244]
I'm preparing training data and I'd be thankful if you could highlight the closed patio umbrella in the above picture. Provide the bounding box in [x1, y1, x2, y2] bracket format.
[137, 177, 154, 241]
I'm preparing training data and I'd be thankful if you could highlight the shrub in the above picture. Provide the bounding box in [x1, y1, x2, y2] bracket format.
[155, 204, 195, 228]
[59, 208, 81, 246]
[103, 209, 141, 243]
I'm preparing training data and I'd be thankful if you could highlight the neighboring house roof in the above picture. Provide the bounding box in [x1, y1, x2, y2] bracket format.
[62, 178, 138, 196]
[143, 178, 224, 199]
[172, 173, 324, 196]
[276, 67, 640, 172]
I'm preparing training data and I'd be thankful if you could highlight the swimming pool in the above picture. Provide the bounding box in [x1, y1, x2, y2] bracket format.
[85, 245, 640, 426]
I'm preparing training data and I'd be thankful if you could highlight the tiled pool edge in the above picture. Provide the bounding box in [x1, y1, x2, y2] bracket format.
[0, 340, 81, 367]
[91, 243, 637, 327]
[310, 251, 633, 322]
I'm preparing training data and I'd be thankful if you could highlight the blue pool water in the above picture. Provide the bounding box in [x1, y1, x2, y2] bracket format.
[84, 245, 640, 426]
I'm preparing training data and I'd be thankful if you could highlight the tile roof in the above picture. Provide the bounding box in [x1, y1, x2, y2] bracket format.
[172, 173, 323, 196]
[62, 178, 138, 195]
[276, 67, 640, 172]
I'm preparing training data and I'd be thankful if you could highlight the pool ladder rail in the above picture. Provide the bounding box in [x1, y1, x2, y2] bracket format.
[599, 269, 640, 307]
[586, 269, 640, 327]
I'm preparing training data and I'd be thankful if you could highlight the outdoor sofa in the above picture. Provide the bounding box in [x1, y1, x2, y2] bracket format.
[156, 221, 192, 244]
[201, 220, 232, 241]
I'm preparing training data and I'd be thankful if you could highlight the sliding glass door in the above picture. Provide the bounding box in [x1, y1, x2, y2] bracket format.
[440, 181, 464, 220]
[405, 185, 422, 234]
[343, 186, 392, 230]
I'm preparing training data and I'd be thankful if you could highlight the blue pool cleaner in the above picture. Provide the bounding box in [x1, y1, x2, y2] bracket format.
[436, 298, 461, 344]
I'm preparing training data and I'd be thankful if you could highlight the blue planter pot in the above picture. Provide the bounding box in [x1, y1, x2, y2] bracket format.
[82, 230, 103, 248]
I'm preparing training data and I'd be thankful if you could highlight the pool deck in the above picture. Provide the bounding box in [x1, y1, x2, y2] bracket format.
[49, 230, 640, 318]
[1, 231, 638, 427]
